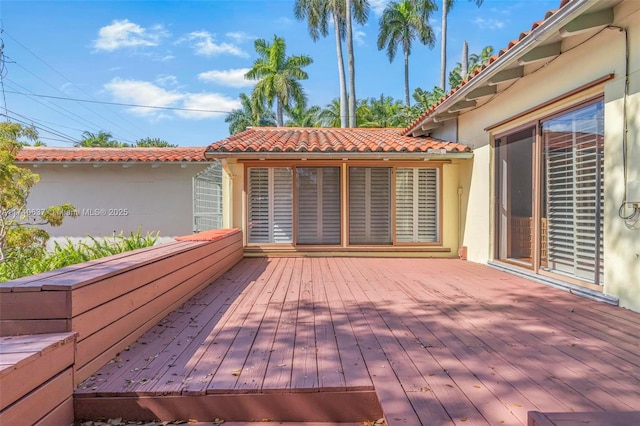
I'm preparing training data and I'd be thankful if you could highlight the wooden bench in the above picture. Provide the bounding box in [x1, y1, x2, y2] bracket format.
[0, 332, 76, 425]
[0, 229, 243, 384]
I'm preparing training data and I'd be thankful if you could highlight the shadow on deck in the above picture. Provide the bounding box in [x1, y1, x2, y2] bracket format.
[72, 256, 640, 426]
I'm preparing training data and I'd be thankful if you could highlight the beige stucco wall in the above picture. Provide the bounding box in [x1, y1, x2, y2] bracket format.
[455, 0, 640, 310]
[21, 163, 210, 238]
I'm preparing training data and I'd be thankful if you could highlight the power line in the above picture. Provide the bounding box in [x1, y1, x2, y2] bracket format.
[5, 111, 79, 145]
[1, 29, 147, 139]
[4, 79, 136, 144]
[11, 61, 144, 141]
[5, 90, 234, 114]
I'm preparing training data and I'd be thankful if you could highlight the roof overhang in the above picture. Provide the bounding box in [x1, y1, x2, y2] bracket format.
[204, 151, 473, 161]
[19, 161, 202, 167]
[406, 0, 619, 137]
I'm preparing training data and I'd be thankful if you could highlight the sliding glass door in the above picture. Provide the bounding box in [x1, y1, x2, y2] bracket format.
[495, 127, 535, 267]
[494, 99, 604, 286]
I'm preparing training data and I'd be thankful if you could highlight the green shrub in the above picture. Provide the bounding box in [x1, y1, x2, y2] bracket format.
[0, 230, 158, 282]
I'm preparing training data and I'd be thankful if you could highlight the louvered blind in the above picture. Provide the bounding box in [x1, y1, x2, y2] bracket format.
[542, 101, 604, 284]
[247, 167, 293, 243]
[349, 167, 392, 244]
[296, 167, 341, 244]
[396, 168, 439, 243]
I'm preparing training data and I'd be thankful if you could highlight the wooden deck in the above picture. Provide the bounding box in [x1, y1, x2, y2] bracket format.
[75, 257, 640, 425]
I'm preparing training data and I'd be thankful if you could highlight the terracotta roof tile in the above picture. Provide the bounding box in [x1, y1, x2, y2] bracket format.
[206, 127, 471, 155]
[402, 0, 572, 136]
[15, 147, 208, 163]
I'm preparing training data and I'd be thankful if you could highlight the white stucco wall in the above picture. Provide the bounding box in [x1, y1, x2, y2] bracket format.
[21, 163, 211, 238]
[454, 0, 640, 310]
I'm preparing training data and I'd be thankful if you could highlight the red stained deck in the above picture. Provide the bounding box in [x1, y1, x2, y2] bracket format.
[75, 258, 640, 425]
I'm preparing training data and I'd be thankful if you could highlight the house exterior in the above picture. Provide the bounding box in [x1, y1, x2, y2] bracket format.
[205, 127, 472, 256]
[403, 0, 640, 311]
[207, 0, 639, 312]
[15, 147, 223, 239]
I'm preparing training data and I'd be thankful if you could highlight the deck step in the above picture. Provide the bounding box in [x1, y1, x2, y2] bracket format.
[74, 390, 382, 424]
[0, 332, 76, 425]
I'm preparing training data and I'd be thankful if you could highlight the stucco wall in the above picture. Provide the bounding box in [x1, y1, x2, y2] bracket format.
[456, 0, 640, 310]
[21, 163, 211, 238]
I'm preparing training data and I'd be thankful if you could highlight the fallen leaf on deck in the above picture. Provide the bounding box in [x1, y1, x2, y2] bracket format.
[231, 368, 242, 376]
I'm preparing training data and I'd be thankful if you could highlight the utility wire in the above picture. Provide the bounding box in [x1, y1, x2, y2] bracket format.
[5, 79, 136, 145]
[5, 90, 233, 114]
[1, 28, 147, 138]
[6, 109, 79, 143]
[11, 60, 143, 142]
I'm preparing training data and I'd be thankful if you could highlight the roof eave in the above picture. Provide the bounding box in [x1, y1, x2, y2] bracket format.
[17, 160, 204, 166]
[405, 0, 596, 137]
[204, 151, 474, 161]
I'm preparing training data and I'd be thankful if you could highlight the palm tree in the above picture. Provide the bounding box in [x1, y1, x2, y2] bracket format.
[358, 94, 404, 127]
[318, 98, 342, 127]
[346, 0, 370, 127]
[439, 0, 483, 90]
[76, 131, 127, 147]
[294, 0, 348, 128]
[284, 104, 322, 127]
[225, 93, 277, 135]
[377, 0, 436, 107]
[448, 45, 493, 88]
[245, 35, 313, 127]
[134, 138, 177, 147]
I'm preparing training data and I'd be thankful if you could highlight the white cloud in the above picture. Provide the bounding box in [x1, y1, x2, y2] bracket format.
[226, 31, 254, 43]
[370, 0, 391, 15]
[178, 93, 241, 119]
[198, 68, 253, 88]
[473, 17, 506, 30]
[103, 78, 239, 120]
[353, 29, 366, 46]
[94, 20, 168, 51]
[185, 31, 248, 57]
[155, 74, 180, 87]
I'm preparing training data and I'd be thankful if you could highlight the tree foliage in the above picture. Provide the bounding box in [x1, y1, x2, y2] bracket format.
[134, 137, 177, 147]
[0, 123, 77, 266]
[378, 0, 436, 107]
[76, 131, 128, 147]
[449, 45, 494, 88]
[225, 92, 277, 135]
[245, 35, 313, 127]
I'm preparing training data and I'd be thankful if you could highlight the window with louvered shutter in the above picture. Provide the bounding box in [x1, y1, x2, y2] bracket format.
[296, 167, 341, 245]
[247, 167, 293, 243]
[349, 167, 392, 245]
[542, 100, 604, 285]
[396, 168, 439, 243]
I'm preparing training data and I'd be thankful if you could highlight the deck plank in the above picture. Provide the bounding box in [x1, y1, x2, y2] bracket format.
[75, 257, 640, 425]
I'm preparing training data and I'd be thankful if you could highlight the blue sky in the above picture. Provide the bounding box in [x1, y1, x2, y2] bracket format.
[1, 0, 558, 147]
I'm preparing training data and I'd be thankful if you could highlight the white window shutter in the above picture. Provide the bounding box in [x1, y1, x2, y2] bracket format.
[349, 167, 392, 245]
[247, 167, 293, 243]
[396, 168, 439, 243]
[296, 167, 341, 244]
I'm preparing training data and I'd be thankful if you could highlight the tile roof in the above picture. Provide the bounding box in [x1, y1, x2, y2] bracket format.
[206, 127, 471, 154]
[15, 147, 209, 163]
[402, 0, 573, 136]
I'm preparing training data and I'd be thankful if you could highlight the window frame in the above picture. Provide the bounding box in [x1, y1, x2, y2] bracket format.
[244, 161, 444, 248]
[492, 95, 605, 289]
